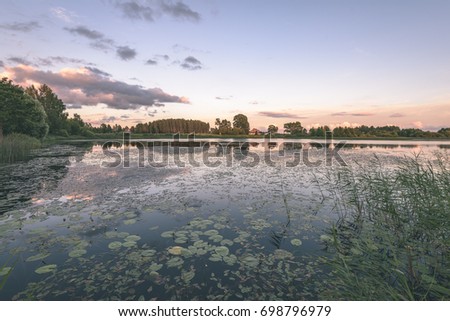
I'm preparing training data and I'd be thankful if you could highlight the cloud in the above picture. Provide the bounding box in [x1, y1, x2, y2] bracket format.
[180, 56, 202, 70]
[329, 122, 362, 129]
[412, 121, 423, 129]
[116, 46, 137, 60]
[249, 100, 259, 105]
[148, 109, 158, 117]
[65, 25, 104, 40]
[156, 54, 170, 60]
[0, 60, 4, 68]
[215, 96, 232, 100]
[145, 59, 157, 65]
[0, 21, 41, 32]
[114, 0, 200, 22]
[160, 1, 201, 21]
[121, 115, 130, 118]
[66, 104, 83, 109]
[50, 7, 78, 23]
[331, 111, 375, 116]
[85, 66, 112, 77]
[8, 56, 34, 65]
[258, 111, 307, 119]
[2, 65, 189, 110]
[390, 113, 405, 118]
[100, 116, 119, 123]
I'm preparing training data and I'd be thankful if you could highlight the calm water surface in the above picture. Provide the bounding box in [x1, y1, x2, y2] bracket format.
[0, 139, 448, 300]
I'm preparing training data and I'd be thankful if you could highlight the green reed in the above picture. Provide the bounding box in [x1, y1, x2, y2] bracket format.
[321, 153, 449, 300]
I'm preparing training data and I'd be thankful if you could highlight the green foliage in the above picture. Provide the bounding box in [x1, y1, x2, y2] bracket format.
[322, 155, 450, 300]
[213, 118, 232, 135]
[267, 124, 278, 134]
[232, 114, 250, 134]
[0, 133, 41, 163]
[0, 78, 49, 139]
[283, 121, 306, 136]
[132, 118, 210, 134]
[25, 84, 68, 135]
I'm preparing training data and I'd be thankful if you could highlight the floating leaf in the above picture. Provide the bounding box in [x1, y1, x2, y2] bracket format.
[141, 249, 156, 257]
[174, 237, 188, 244]
[149, 263, 163, 272]
[167, 257, 184, 268]
[123, 219, 136, 225]
[35, 264, 57, 274]
[125, 235, 141, 242]
[161, 231, 174, 238]
[320, 235, 333, 242]
[122, 241, 137, 248]
[108, 241, 122, 250]
[0, 267, 12, 276]
[274, 249, 293, 260]
[181, 270, 195, 283]
[168, 246, 183, 255]
[26, 253, 50, 262]
[204, 229, 219, 236]
[240, 254, 259, 268]
[117, 232, 130, 238]
[291, 239, 302, 246]
[69, 249, 87, 258]
[215, 246, 230, 256]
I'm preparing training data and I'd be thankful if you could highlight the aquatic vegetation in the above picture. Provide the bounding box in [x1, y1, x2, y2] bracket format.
[0, 133, 41, 164]
[35, 264, 57, 274]
[321, 155, 450, 300]
[290, 239, 302, 246]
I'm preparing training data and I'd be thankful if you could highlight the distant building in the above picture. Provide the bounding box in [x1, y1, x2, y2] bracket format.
[249, 128, 261, 135]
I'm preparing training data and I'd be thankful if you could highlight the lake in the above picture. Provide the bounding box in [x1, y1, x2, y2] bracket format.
[0, 138, 448, 300]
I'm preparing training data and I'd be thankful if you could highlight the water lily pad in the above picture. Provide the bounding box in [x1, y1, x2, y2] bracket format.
[0, 267, 12, 276]
[274, 249, 293, 260]
[220, 239, 234, 246]
[215, 246, 230, 256]
[320, 234, 333, 242]
[223, 254, 238, 266]
[117, 232, 130, 238]
[174, 237, 188, 244]
[123, 219, 136, 225]
[204, 229, 219, 236]
[108, 241, 122, 250]
[167, 257, 184, 268]
[26, 253, 50, 262]
[69, 249, 87, 258]
[241, 254, 259, 268]
[209, 254, 222, 262]
[290, 239, 302, 246]
[125, 235, 141, 242]
[141, 249, 156, 257]
[168, 246, 183, 255]
[35, 264, 57, 274]
[209, 235, 223, 243]
[122, 241, 137, 248]
[149, 263, 163, 272]
[161, 231, 174, 238]
[181, 270, 195, 283]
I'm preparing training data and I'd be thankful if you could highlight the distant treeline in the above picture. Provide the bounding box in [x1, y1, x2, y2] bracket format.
[133, 119, 210, 134]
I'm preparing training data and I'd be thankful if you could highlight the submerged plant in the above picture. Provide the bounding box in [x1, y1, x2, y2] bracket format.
[321, 154, 450, 300]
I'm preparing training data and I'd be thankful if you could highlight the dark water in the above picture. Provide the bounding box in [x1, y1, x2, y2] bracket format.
[0, 139, 448, 300]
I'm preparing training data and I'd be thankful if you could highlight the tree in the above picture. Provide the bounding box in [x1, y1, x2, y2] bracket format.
[283, 121, 305, 136]
[233, 114, 250, 134]
[26, 84, 68, 135]
[214, 118, 232, 135]
[267, 124, 278, 134]
[0, 78, 48, 139]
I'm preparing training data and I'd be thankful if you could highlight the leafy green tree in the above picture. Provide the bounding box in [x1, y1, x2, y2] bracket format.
[283, 121, 305, 136]
[267, 124, 278, 134]
[0, 78, 48, 139]
[26, 84, 68, 135]
[233, 114, 250, 134]
[214, 118, 232, 135]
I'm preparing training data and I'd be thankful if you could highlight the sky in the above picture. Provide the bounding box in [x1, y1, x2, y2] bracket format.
[1, 0, 450, 131]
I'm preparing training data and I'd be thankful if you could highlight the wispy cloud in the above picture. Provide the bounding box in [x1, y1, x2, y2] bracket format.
[64, 25, 137, 60]
[331, 111, 375, 117]
[412, 121, 423, 129]
[258, 111, 307, 118]
[215, 95, 232, 100]
[0, 21, 41, 32]
[85, 66, 112, 77]
[2, 65, 189, 110]
[7, 56, 33, 65]
[0, 60, 4, 68]
[114, 0, 200, 22]
[50, 7, 78, 23]
[390, 113, 405, 118]
[180, 56, 202, 70]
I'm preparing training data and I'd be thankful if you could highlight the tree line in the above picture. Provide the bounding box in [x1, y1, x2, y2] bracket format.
[1, 77, 448, 140]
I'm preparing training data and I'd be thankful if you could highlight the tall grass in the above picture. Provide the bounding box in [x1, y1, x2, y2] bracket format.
[0, 133, 41, 163]
[321, 154, 449, 300]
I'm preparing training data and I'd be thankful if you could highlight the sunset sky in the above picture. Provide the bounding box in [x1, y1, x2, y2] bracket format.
[1, 0, 450, 131]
